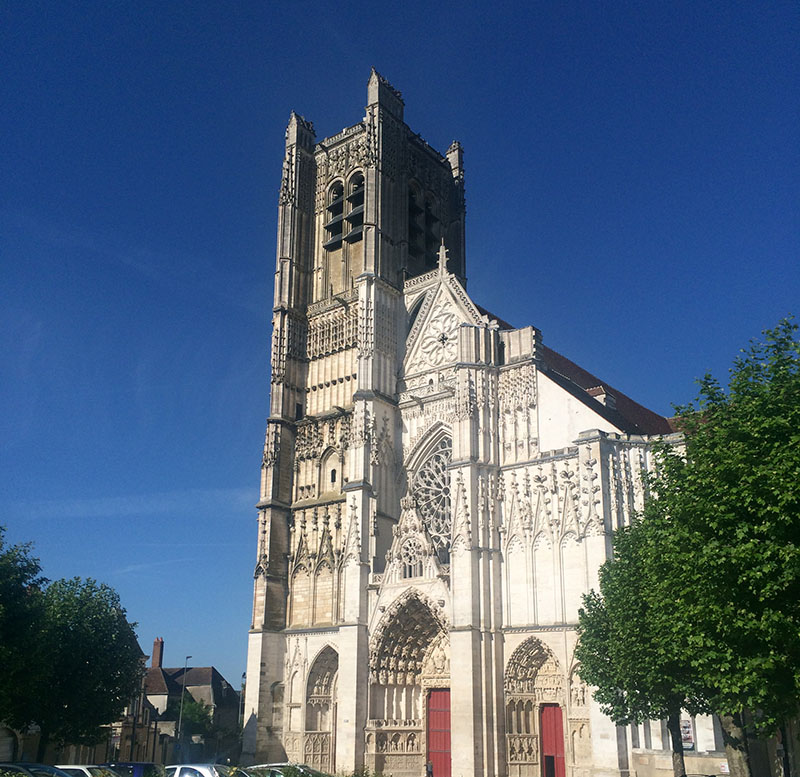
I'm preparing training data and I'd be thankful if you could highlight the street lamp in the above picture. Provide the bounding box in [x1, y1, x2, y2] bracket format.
[176, 655, 192, 755]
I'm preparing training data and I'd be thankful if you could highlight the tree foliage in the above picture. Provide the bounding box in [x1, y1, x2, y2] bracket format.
[577, 319, 800, 777]
[0, 527, 47, 725]
[642, 319, 800, 775]
[30, 578, 144, 755]
[576, 521, 706, 776]
[0, 531, 143, 760]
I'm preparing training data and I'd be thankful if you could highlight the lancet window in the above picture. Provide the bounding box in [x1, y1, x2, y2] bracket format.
[344, 172, 364, 243]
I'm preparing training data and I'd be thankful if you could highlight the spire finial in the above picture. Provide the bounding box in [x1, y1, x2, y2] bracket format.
[438, 239, 449, 275]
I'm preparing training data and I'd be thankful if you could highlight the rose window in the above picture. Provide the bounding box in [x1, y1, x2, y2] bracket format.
[411, 437, 452, 562]
[419, 309, 459, 367]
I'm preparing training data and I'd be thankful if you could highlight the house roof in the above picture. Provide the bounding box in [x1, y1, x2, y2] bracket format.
[144, 666, 231, 696]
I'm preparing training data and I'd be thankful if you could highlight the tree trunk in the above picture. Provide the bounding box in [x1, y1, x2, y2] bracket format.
[35, 727, 49, 762]
[666, 711, 688, 777]
[719, 712, 752, 777]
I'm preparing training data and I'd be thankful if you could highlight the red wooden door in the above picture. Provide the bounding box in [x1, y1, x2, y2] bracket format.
[427, 689, 451, 777]
[540, 704, 565, 777]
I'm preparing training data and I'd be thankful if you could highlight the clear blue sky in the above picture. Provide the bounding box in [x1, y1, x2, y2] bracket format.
[2, 1, 798, 686]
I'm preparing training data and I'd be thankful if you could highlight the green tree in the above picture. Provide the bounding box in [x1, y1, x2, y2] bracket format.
[577, 520, 707, 777]
[640, 318, 800, 777]
[29, 578, 144, 759]
[165, 691, 213, 738]
[0, 526, 47, 729]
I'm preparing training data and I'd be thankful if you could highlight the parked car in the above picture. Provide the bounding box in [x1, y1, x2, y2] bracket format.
[165, 766, 233, 777]
[58, 767, 121, 777]
[247, 765, 328, 777]
[101, 764, 165, 777]
[12, 766, 72, 777]
[0, 766, 35, 777]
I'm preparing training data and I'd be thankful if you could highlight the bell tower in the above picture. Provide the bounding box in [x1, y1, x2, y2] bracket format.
[243, 70, 467, 767]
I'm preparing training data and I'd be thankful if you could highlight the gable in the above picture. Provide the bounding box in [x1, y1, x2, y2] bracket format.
[403, 277, 483, 377]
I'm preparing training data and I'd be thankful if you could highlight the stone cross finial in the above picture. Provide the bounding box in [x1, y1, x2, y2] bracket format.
[437, 239, 449, 275]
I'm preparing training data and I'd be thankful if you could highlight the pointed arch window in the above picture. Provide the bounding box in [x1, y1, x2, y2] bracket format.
[411, 436, 452, 563]
[400, 536, 424, 578]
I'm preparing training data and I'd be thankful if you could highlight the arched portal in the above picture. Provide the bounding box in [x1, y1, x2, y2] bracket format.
[505, 638, 566, 777]
[304, 646, 338, 773]
[367, 591, 450, 777]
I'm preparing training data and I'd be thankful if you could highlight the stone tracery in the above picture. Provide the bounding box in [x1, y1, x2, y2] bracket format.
[410, 436, 452, 562]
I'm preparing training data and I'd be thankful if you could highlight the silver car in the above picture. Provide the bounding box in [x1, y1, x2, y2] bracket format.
[58, 767, 121, 777]
[165, 766, 236, 777]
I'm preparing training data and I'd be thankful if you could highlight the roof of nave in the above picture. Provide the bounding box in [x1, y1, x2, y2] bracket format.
[538, 344, 673, 435]
[474, 304, 672, 436]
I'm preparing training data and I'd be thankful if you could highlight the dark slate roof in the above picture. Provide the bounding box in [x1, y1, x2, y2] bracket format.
[144, 666, 179, 695]
[145, 665, 235, 696]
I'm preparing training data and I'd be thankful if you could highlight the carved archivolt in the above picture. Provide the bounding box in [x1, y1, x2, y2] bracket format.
[369, 590, 449, 685]
[504, 637, 563, 699]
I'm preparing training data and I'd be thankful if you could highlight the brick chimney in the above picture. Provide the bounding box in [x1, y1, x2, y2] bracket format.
[152, 637, 164, 668]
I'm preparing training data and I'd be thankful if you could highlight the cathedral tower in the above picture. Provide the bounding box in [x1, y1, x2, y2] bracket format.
[245, 69, 467, 770]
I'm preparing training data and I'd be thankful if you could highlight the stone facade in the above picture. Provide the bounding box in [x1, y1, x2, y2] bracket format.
[243, 70, 694, 777]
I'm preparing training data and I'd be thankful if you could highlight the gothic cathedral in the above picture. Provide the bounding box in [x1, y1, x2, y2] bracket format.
[243, 70, 677, 777]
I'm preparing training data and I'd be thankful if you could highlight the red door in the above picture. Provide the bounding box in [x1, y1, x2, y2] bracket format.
[540, 704, 565, 777]
[427, 689, 451, 777]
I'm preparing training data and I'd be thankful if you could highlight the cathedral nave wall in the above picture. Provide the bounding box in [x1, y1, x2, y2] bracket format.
[536, 370, 624, 452]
